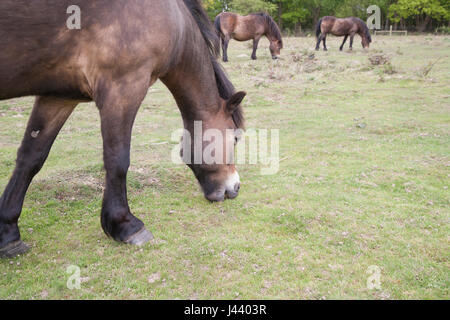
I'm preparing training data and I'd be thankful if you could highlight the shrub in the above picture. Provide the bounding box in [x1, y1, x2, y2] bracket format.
[435, 26, 450, 35]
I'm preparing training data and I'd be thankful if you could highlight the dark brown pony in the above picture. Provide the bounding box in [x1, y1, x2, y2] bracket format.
[214, 12, 283, 62]
[315, 16, 372, 51]
[0, 0, 246, 258]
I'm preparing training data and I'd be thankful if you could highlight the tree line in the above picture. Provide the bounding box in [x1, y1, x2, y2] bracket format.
[203, 0, 450, 33]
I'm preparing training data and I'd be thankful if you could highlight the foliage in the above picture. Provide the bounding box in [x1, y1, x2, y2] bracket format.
[203, 0, 276, 19]
[389, 0, 449, 22]
[436, 25, 450, 34]
[231, 0, 277, 15]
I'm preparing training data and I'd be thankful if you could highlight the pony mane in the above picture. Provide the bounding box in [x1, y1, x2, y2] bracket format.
[353, 17, 372, 43]
[182, 0, 244, 129]
[252, 12, 283, 48]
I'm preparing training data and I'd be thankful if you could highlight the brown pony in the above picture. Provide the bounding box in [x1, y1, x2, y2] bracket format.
[315, 16, 372, 51]
[214, 12, 283, 62]
[0, 0, 246, 258]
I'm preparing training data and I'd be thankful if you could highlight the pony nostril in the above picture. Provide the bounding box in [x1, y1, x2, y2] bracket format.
[234, 183, 241, 193]
[206, 192, 225, 202]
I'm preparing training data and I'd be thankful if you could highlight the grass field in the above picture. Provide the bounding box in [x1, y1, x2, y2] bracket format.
[0, 35, 449, 300]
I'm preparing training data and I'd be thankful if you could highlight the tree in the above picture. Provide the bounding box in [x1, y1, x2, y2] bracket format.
[267, 0, 339, 33]
[203, 0, 230, 20]
[300, 0, 341, 29]
[389, 0, 449, 31]
[230, 0, 277, 15]
[203, 0, 276, 20]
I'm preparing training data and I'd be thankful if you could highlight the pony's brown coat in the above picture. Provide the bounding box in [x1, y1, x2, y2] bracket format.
[0, 0, 245, 256]
[315, 16, 372, 51]
[214, 12, 283, 61]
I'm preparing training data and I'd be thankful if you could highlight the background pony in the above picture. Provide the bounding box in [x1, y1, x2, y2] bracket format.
[316, 16, 372, 51]
[214, 12, 283, 62]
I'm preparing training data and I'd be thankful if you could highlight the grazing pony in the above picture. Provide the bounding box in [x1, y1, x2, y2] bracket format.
[214, 12, 283, 62]
[0, 0, 246, 258]
[315, 16, 372, 51]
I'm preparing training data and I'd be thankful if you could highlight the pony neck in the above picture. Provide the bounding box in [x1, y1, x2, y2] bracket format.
[263, 21, 275, 41]
[263, 18, 281, 45]
[161, 54, 221, 126]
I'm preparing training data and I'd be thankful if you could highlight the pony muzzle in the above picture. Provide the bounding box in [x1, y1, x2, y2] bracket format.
[204, 171, 241, 202]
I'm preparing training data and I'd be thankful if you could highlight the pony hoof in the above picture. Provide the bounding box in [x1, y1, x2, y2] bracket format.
[125, 227, 154, 246]
[0, 240, 30, 258]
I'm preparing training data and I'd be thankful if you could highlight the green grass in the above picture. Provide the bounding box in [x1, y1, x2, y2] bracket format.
[0, 35, 449, 299]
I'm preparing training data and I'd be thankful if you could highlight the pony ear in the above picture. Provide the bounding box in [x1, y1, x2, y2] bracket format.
[226, 91, 246, 114]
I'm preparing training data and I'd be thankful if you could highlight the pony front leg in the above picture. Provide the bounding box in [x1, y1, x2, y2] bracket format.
[0, 97, 77, 258]
[349, 33, 356, 50]
[96, 78, 153, 245]
[340, 35, 349, 51]
[222, 36, 230, 62]
[251, 37, 261, 60]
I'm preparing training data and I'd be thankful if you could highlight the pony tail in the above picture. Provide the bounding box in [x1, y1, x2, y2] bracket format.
[316, 18, 323, 39]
